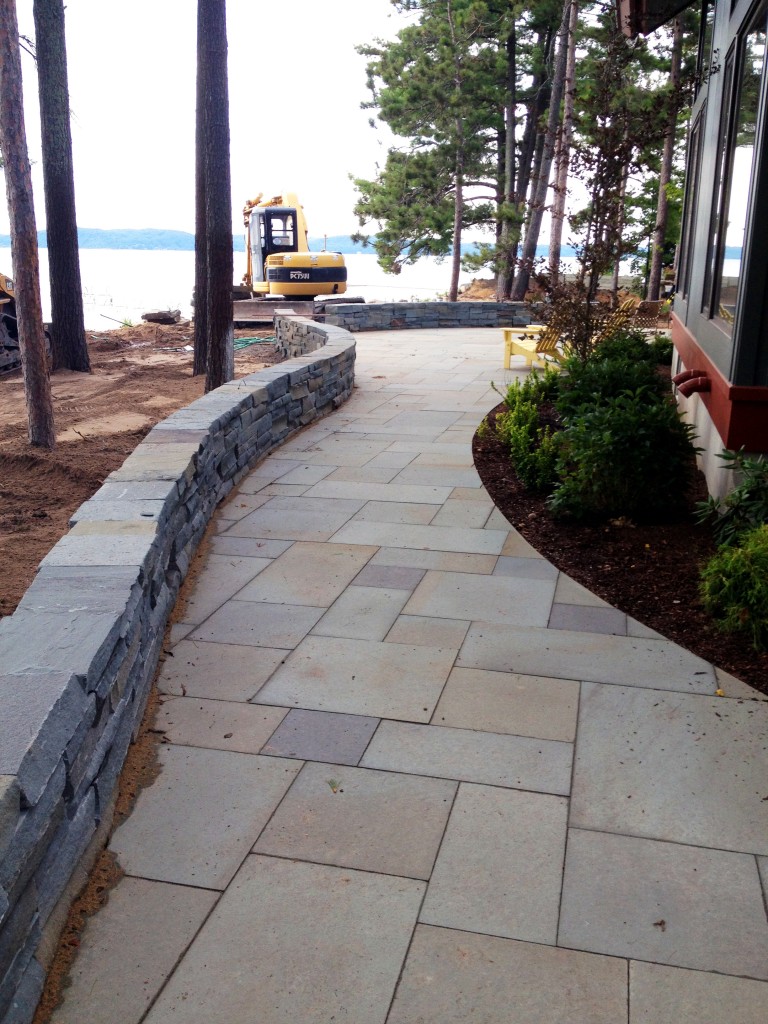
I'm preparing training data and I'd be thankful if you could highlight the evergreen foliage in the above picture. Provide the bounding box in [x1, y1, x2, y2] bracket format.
[700, 525, 768, 651]
[354, 1, 699, 299]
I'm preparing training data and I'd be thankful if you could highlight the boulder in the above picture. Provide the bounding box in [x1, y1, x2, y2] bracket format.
[141, 309, 181, 324]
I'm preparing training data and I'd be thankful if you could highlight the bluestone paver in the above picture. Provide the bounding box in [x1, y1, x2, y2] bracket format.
[629, 961, 768, 1024]
[189, 600, 323, 648]
[232, 541, 377, 606]
[371, 545, 497, 573]
[361, 720, 572, 795]
[352, 563, 426, 589]
[432, 666, 579, 741]
[559, 828, 768, 978]
[254, 761, 456, 878]
[142, 856, 424, 1024]
[176, 553, 271, 625]
[305, 479, 451, 503]
[351, 499, 437, 524]
[403, 568, 556, 627]
[492, 554, 559, 579]
[256, 635, 455, 720]
[311, 585, 410, 640]
[260, 708, 379, 764]
[388, 925, 628, 1024]
[49, 878, 217, 1024]
[208, 535, 293, 559]
[157, 640, 286, 701]
[458, 622, 718, 692]
[420, 784, 568, 944]
[226, 494, 364, 541]
[571, 682, 768, 853]
[329, 519, 507, 554]
[156, 697, 287, 754]
[385, 613, 471, 648]
[548, 601, 628, 634]
[110, 745, 300, 889]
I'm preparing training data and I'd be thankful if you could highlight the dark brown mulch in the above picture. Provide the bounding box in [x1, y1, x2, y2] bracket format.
[472, 404, 768, 696]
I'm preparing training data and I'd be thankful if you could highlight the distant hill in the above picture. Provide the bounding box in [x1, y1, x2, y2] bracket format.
[0, 229, 372, 254]
[0, 230, 665, 262]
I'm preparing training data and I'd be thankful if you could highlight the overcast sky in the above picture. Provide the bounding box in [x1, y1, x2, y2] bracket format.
[4, 0, 405, 237]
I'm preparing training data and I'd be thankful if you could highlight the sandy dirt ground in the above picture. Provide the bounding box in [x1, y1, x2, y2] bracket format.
[0, 321, 280, 617]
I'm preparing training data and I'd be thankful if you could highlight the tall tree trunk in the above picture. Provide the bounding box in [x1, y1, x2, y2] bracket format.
[197, 0, 233, 392]
[449, 144, 464, 301]
[648, 16, 683, 300]
[548, 0, 578, 285]
[499, 24, 518, 299]
[33, 0, 89, 372]
[512, 26, 555, 277]
[193, 0, 208, 377]
[511, 0, 570, 301]
[0, 0, 55, 448]
[445, 0, 464, 303]
[497, 23, 516, 301]
[611, 155, 630, 303]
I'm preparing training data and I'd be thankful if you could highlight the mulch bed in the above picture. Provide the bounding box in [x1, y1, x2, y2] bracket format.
[472, 404, 768, 696]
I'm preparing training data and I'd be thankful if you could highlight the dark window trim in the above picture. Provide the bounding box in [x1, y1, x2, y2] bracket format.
[703, 46, 737, 318]
[730, 0, 768, 383]
[679, 109, 705, 299]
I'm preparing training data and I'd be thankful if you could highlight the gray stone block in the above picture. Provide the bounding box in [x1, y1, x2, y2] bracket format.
[0, 668, 88, 806]
[0, 882, 38, 992]
[0, 941, 44, 1024]
[69, 498, 167, 526]
[0, 780, 20, 865]
[15, 569, 141, 627]
[35, 789, 97, 925]
[0, 608, 124, 694]
[0, 764, 66, 902]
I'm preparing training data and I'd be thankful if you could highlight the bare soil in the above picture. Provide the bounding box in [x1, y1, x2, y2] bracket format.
[473, 404, 768, 696]
[0, 322, 280, 618]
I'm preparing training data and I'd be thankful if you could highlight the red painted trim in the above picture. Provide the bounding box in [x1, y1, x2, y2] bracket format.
[671, 314, 768, 450]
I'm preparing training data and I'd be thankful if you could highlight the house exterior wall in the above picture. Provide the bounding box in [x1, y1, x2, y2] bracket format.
[669, 0, 768, 487]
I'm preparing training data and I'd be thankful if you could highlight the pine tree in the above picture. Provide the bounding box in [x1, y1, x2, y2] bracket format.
[0, 0, 55, 448]
[195, 0, 233, 392]
[33, 0, 89, 372]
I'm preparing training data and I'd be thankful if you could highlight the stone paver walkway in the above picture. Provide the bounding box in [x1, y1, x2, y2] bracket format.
[51, 329, 768, 1023]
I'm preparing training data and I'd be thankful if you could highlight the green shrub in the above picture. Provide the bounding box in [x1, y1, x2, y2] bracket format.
[549, 387, 698, 521]
[556, 329, 667, 419]
[700, 524, 768, 651]
[494, 364, 560, 409]
[592, 328, 658, 365]
[557, 354, 665, 419]
[494, 372, 561, 493]
[695, 450, 768, 545]
[647, 334, 673, 365]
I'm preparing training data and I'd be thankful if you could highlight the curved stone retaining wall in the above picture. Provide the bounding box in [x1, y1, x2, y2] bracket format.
[323, 300, 530, 332]
[0, 322, 355, 1024]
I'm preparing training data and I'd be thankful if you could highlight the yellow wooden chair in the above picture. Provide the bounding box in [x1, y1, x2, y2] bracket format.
[590, 297, 636, 345]
[502, 316, 567, 369]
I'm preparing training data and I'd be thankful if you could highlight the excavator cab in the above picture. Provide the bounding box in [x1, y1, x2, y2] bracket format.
[249, 207, 299, 286]
[241, 193, 346, 300]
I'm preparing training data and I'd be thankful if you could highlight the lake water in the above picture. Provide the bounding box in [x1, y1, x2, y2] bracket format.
[1, 247, 718, 331]
[0, 249, 480, 330]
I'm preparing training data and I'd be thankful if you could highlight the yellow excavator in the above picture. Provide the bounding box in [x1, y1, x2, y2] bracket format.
[240, 193, 347, 300]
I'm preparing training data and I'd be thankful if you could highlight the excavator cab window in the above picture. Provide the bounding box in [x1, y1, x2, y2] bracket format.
[265, 210, 296, 253]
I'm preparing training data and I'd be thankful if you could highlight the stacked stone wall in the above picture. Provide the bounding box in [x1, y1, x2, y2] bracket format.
[323, 300, 530, 332]
[0, 324, 355, 1024]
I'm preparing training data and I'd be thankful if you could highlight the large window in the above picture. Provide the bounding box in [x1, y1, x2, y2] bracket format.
[705, 5, 767, 330]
